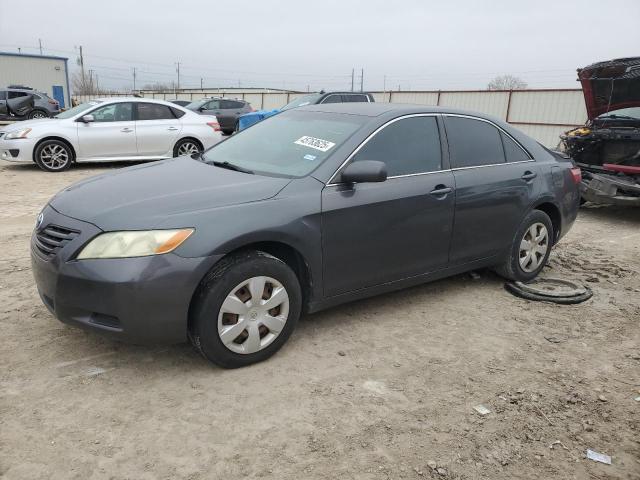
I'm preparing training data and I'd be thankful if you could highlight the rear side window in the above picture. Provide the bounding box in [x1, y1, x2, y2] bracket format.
[137, 103, 176, 120]
[221, 100, 245, 109]
[501, 132, 530, 162]
[351, 116, 442, 176]
[170, 106, 186, 118]
[8, 91, 28, 99]
[446, 116, 505, 168]
[343, 94, 369, 103]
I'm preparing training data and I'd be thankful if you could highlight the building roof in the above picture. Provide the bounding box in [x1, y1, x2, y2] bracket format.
[0, 51, 69, 62]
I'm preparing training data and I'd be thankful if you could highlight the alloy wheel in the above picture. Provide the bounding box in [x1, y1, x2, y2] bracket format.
[519, 222, 549, 273]
[39, 144, 69, 170]
[217, 276, 290, 354]
[177, 141, 200, 156]
[31, 111, 47, 119]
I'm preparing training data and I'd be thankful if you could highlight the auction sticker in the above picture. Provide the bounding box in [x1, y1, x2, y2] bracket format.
[294, 136, 336, 152]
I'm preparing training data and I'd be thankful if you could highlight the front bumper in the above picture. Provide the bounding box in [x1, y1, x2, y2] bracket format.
[0, 136, 36, 162]
[31, 205, 222, 344]
[580, 172, 640, 206]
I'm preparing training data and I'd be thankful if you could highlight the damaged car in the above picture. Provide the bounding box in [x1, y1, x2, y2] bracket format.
[560, 57, 640, 206]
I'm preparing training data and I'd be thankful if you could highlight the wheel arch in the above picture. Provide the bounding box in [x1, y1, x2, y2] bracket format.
[32, 136, 77, 163]
[187, 240, 315, 332]
[531, 200, 561, 245]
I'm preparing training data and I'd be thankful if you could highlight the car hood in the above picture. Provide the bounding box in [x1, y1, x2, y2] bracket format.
[578, 57, 640, 119]
[49, 157, 291, 230]
[0, 118, 59, 133]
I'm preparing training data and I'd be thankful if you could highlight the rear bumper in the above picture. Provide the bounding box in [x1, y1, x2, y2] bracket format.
[31, 205, 222, 344]
[580, 172, 640, 206]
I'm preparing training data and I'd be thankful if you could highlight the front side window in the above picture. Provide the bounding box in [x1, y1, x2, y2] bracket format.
[0, 91, 6, 100]
[204, 100, 221, 110]
[90, 102, 133, 122]
[320, 95, 344, 104]
[201, 110, 366, 177]
[351, 116, 442, 176]
[137, 103, 175, 121]
[446, 116, 505, 168]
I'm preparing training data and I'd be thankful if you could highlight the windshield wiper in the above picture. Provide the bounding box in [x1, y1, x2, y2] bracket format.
[212, 161, 254, 174]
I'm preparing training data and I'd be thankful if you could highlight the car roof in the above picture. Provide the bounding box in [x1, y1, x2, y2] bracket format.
[86, 97, 184, 107]
[297, 102, 497, 119]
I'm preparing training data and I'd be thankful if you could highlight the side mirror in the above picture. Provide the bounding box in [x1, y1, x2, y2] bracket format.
[198, 106, 206, 112]
[80, 114, 95, 123]
[340, 160, 387, 184]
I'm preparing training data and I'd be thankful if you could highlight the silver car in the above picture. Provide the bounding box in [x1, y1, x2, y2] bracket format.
[0, 98, 223, 172]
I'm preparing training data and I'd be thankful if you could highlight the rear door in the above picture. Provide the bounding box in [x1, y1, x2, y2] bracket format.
[134, 102, 182, 157]
[321, 115, 455, 296]
[0, 91, 7, 117]
[6, 91, 34, 116]
[77, 102, 137, 159]
[444, 115, 538, 264]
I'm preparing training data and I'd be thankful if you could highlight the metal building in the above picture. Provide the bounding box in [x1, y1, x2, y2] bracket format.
[0, 52, 71, 108]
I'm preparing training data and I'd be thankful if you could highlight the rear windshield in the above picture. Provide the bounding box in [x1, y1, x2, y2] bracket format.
[201, 110, 367, 177]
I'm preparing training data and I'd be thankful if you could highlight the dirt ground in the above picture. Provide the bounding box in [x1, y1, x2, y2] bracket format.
[0, 160, 639, 480]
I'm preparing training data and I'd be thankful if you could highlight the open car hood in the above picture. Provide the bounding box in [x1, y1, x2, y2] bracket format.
[578, 57, 640, 120]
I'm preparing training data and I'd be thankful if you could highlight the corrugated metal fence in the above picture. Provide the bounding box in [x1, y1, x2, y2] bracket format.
[74, 88, 587, 147]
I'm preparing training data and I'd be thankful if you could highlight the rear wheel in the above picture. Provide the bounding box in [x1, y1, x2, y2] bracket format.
[28, 109, 49, 120]
[34, 139, 73, 172]
[189, 251, 302, 368]
[495, 210, 553, 282]
[173, 138, 202, 157]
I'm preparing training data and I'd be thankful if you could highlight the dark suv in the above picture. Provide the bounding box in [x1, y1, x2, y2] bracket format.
[0, 86, 60, 120]
[186, 97, 253, 135]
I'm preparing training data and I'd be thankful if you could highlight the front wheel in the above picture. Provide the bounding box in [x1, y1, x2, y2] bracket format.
[495, 210, 554, 282]
[189, 251, 302, 368]
[34, 140, 73, 172]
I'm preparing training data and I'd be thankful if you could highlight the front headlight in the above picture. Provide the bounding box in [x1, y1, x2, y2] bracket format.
[77, 229, 194, 260]
[4, 128, 32, 140]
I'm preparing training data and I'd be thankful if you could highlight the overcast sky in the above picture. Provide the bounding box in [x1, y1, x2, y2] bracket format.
[1, 0, 639, 92]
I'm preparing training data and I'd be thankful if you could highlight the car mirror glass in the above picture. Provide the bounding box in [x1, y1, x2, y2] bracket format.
[81, 114, 95, 123]
[340, 160, 388, 184]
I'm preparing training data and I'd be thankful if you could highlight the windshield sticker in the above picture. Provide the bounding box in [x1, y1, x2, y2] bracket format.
[303, 154, 317, 161]
[294, 136, 336, 152]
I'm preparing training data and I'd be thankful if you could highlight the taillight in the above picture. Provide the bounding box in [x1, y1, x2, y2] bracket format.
[48, 99, 58, 105]
[570, 167, 582, 184]
[207, 121, 221, 132]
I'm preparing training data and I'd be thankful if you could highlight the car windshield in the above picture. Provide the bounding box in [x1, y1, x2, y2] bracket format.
[280, 93, 323, 111]
[597, 107, 640, 120]
[201, 110, 366, 177]
[54, 101, 103, 119]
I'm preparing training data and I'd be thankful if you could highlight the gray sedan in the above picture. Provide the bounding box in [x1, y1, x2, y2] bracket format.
[31, 103, 581, 368]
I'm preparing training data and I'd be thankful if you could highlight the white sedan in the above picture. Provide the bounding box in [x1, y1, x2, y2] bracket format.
[0, 97, 223, 172]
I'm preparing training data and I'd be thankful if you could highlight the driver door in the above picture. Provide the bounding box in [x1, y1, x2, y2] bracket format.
[321, 115, 455, 296]
[77, 102, 138, 159]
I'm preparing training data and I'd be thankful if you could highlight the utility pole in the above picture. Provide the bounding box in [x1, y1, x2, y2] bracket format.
[78, 45, 86, 92]
[132, 67, 137, 92]
[175, 62, 181, 90]
[383, 75, 386, 93]
[360, 68, 364, 92]
[38, 39, 43, 55]
[88, 69, 94, 95]
[95, 74, 99, 94]
[200, 77, 203, 89]
[351, 69, 355, 92]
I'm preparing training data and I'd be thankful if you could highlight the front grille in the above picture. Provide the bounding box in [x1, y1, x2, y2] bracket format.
[34, 224, 80, 258]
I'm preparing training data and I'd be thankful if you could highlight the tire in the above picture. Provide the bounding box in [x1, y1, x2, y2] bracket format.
[189, 250, 302, 368]
[34, 139, 73, 172]
[222, 129, 234, 136]
[494, 209, 554, 282]
[28, 109, 49, 120]
[173, 138, 203, 157]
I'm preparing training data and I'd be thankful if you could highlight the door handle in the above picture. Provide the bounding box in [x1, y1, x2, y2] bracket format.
[121, 128, 133, 133]
[167, 127, 178, 131]
[521, 171, 537, 181]
[430, 185, 452, 196]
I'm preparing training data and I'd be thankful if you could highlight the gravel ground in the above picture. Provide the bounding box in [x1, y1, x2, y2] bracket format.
[1, 161, 639, 480]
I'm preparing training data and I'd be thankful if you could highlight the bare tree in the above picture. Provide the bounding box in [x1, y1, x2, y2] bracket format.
[141, 81, 177, 91]
[71, 70, 95, 95]
[487, 75, 528, 90]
